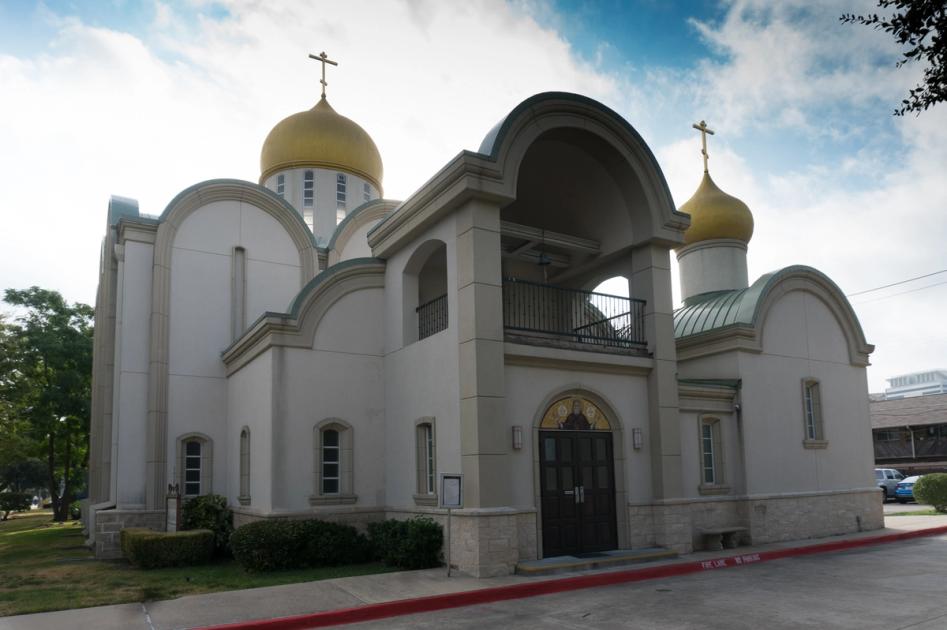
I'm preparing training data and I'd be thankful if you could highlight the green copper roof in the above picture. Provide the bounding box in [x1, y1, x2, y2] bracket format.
[673, 266, 835, 339]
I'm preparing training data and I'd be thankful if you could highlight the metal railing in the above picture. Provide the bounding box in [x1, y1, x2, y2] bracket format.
[502, 278, 646, 348]
[417, 294, 448, 340]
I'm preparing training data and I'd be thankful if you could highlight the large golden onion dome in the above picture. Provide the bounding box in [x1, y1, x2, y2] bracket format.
[260, 97, 383, 193]
[679, 172, 754, 246]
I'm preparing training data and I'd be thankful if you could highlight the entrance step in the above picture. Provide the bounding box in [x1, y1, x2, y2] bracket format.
[515, 547, 677, 576]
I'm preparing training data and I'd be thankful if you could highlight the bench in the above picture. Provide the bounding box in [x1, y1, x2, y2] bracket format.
[699, 526, 748, 551]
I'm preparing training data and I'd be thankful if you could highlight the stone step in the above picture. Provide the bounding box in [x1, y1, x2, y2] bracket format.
[515, 547, 678, 576]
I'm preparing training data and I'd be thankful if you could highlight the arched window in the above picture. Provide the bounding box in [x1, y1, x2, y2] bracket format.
[178, 434, 212, 498]
[311, 420, 356, 505]
[414, 418, 437, 505]
[336, 173, 347, 224]
[238, 428, 250, 505]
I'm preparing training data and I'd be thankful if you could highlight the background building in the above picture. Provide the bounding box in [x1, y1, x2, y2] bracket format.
[871, 392, 947, 475]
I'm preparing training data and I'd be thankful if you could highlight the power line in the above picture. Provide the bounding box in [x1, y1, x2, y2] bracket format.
[853, 279, 947, 304]
[847, 269, 947, 297]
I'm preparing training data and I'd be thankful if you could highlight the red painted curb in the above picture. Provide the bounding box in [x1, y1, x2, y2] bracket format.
[201, 525, 947, 630]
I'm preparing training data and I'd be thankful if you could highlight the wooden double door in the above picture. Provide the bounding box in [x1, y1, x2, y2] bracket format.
[539, 430, 618, 557]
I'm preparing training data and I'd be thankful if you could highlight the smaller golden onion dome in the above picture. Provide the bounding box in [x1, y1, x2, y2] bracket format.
[260, 97, 383, 193]
[679, 172, 754, 246]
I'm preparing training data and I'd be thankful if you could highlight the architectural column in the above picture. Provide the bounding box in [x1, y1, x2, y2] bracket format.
[455, 198, 509, 508]
[628, 243, 682, 501]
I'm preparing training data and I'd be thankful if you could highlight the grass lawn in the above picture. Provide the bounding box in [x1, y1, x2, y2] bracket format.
[0, 511, 395, 617]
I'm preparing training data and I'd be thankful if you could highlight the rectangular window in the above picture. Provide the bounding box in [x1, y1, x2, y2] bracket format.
[701, 422, 716, 485]
[416, 421, 436, 498]
[303, 170, 314, 208]
[336, 207, 346, 225]
[804, 380, 823, 441]
[322, 429, 340, 495]
[336, 173, 346, 208]
[184, 440, 202, 497]
[276, 174, 285, 198]
[363, 182, 371, 202]
[239, 429, 250, 499]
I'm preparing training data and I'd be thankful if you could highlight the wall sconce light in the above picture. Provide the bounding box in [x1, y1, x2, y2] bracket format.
[633, 427, 643, 450]
[512, 425, 524, 450]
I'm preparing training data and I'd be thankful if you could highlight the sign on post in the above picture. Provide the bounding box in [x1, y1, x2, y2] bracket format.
[439, 473, 462, 576]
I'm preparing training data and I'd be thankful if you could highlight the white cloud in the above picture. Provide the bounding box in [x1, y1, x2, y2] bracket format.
[0, 0, 943, 393]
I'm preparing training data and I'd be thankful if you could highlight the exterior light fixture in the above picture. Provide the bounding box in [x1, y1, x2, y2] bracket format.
[633, 427, 643, 450]
[512, 425, 524, 450]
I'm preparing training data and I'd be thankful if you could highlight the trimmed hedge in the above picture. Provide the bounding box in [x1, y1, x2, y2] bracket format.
[913, 473, 947, 512]
[181, 493, 234, 556]
[368, 516, 443, 570]
[230, 519, 373, 572]
[121, 527, 215, 569]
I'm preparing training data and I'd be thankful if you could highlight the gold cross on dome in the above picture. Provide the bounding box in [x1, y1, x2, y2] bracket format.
[309, 51, 338, 99]
[692, 120, 715, 173]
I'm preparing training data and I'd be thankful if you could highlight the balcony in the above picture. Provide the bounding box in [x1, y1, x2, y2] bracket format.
[417, 293, 448, 341]
[502, 278, 646, 351]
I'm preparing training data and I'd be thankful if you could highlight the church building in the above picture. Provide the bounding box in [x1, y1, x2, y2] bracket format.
[86, 59, 882, 576]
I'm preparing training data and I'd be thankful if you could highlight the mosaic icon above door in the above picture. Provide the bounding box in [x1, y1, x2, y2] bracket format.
[540, 396, 610, 431]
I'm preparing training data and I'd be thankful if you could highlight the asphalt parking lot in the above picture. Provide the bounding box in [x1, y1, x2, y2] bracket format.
[352, 534, 947, 630]
[884, 501, 932, 514]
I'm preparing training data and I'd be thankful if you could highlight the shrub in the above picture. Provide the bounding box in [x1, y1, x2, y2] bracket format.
[296, 520, 373, 567]
[368, 516, 443, 570]
[230, 519, 375, 572]
[181, 494, 234, 556]
[121, 527, 215, 569]
[0, 492, 32, 520]
[230, 520, 302, 572]
[913, 473, 947, 512]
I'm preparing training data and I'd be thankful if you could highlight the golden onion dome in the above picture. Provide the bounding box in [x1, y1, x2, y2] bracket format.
[679, 172, 754, 246]
[260, 97, 383, 193]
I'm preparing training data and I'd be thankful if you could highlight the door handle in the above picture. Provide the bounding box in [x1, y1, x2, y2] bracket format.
[579, 486, 585, 504]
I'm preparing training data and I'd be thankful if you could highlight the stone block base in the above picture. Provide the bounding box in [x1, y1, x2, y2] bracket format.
[93, 509, 165, 559]
[627, 488, 883, 554]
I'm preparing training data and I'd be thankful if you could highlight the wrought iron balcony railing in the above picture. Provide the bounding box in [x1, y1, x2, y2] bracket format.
[502, 278, 646, 349]
[417, 293, 448, 341]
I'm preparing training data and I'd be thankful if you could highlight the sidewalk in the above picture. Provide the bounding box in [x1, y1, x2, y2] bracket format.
[3, 515, 946, 630]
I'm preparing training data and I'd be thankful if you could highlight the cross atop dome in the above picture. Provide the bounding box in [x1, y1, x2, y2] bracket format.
[308, 51, 338, 100]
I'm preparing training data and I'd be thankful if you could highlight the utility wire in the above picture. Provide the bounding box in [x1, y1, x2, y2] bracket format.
[853, 279, 947, 304]
[847, 269, 947, 297]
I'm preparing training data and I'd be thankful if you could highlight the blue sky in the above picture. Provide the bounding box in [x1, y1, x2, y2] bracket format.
[0, 0, 944, 390]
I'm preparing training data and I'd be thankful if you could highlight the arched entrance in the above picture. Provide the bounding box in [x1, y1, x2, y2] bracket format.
[538, 395, 618, 557]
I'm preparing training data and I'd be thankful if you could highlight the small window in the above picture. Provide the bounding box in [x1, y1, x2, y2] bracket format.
[336, 173, 346, 208]
[239, 428, 250, 503]
[363, 182, 371, 202]
[701, 421, 717, 485]
[276, 174, 285, 198]
[184, 440, 202, 497]
[312, 421, 355, 505]
[803, 379, 824, 442]
[414, 419, 437, 505]
[336, 207, 346, 225]
[322, 429, 340, 495]
[178, 435, 212, 498]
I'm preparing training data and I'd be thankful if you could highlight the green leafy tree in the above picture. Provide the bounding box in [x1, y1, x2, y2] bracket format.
[1, 288, 93, 521]
[841, 0, 947, 116]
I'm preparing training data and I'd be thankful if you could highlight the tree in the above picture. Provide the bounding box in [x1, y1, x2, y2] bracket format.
[841, 0, 947, 116]
[1, 288, 93, 521]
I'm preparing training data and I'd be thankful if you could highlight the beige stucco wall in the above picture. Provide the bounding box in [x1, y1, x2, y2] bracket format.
[226, 348, 274, 511]
[166, 199, 304, 497]
[113, 239, 154, 508]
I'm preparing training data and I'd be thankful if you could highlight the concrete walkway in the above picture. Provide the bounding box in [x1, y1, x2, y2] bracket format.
[3, 515, 946, 630]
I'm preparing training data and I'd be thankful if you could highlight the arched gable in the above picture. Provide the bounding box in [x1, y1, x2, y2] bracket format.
[221, 258, 387, 375]
[478, 92, 688, 242]
[143, 179, 320, 510]
[327, 199, 398, 266]
[674, 266, 873, 366]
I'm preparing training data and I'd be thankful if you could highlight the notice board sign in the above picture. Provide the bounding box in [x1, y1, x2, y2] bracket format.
[439, 473, 463, 509]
